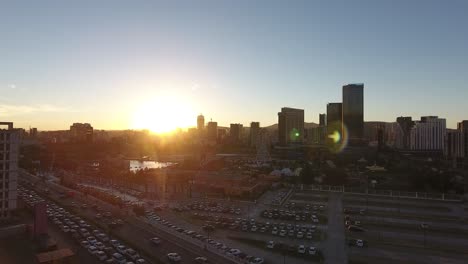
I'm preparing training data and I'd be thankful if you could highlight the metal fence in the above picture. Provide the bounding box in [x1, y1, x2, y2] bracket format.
[294, 184, 462, 202]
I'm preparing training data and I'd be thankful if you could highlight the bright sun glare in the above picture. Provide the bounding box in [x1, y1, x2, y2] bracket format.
[132, 95, 196, 134]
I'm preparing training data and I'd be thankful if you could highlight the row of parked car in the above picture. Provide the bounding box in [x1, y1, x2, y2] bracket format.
[144, 211, 265, 264]
[184, 201, 243, 215]
[266, 240, 322, 259]
[260, 208, 321, 223]
[19, 186, 148, 264]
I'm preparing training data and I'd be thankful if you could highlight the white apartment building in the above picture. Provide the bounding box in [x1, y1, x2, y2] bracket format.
[0, 122, 19, 219]
[410, 116, 446, 151]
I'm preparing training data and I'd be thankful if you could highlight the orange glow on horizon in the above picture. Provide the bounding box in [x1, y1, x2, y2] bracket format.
[131, 94, 196, 134]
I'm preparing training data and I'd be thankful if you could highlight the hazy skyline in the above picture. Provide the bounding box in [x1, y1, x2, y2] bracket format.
[1, 0, 468, 131]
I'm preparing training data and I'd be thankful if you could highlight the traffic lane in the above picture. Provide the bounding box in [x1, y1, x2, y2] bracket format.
[21, 174, 232, 264]
[349, 244, 467, 264]
[21, 178, 197, 264]
[50, 190, 201, 264]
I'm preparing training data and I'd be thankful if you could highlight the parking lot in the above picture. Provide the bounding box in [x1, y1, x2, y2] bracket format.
[342, 194, 468, 264]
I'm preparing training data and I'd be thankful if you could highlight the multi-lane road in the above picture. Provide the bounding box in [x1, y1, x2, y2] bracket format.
[19, 170, 240, 264]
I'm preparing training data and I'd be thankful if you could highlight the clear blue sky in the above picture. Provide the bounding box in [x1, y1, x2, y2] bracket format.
[1, 0, 467, 130]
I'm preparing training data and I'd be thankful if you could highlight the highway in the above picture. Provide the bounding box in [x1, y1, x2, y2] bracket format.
[19, 170, 240, 264]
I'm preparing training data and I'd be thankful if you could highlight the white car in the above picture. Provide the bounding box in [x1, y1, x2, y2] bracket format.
[356, 239, 364, 247]
[125, 248, 140, 260]
[226, 249, 241, 257]
[87, 236, 97, 245]
[296, 232, 304, 239]
[167, 253, 181, 262]
[298, 245, 306, 254]
[80, 241, 90, 248]
[95, 251, 107, 261]
[88, 245, 99, 255]
[306, 232, 313, 239]
[266, 241, 275, 249]
[279, 230, 287, 237]
[95, 242, 105, 250]
[308, 246, 317, 255]
[112, 253, 127, 264]
[150, 237, 161, 245]
[249, 257, 264, 264]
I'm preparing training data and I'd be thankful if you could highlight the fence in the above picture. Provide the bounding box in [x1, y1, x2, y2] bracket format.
[294, 184, 463, 202]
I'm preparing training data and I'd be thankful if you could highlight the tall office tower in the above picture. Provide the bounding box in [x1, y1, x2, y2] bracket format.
[0, 122, 19, 219]
[326, 103, 342, 143]
[278, 107, 304, 146]
[410, 116, 446, 151]
[256, 128, 271, 162]
[70, 123, 93, 143]
[319, 114, 327, 127]
[445, 129, 465, 159]
[229, 123, 243, 144]
[396, 117, 415, 149]
[206, 121, 218, 142]
[458, 121, 468, 158]
[249, 122, 260, 147]
[342, 83, 364, 144]
[197, 114, 205, 131]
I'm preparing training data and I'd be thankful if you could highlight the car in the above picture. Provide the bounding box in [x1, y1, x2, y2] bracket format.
[226, 248, 241, 257]
[135, 259, 146, 264]
[116, 245, 126, 254]
[96, 251, 107, 261]
[279, 230, 287, 237]
[97, 233, 110, 242]
[112, 253, 127, 264]
[250, 226, 257, 232]
[298, 245, 306, 254]
[125, 248, 140, 260]
[296, 231, 304, 238]
[88, 245, 99, 255]
[249, 257, 264, 264]
[81, 241, 90, 248]
[167, 253, 181, 262]
[150, 237, 161, 245]
[95, 242, 106, 250]
[271, 228, 278, 235]
[356, 239, 365, 247]
[266, 241, 275, 249]
[348, 225, 365, 232]
[96, 214, 103, 219]
[110, 240, 120, 248]
[194, 257, 208, 263]
[308, 246, 317, 255]
[87, 236, 98, 245]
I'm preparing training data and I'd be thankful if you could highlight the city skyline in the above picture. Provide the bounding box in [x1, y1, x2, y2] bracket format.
[1, 1, 468, 131]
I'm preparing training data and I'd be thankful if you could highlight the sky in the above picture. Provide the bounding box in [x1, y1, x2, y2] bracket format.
[1, 0, 467, 131]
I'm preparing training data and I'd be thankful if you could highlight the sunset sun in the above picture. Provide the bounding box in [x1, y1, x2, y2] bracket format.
[132, 95, 196, 134]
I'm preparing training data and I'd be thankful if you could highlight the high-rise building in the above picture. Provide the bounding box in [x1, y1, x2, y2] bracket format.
[410, 116, 446, 151]
[206, 121, 218, 142]
[70, 123, 93, 143]
[326, 103, 342, 143]
[249, 122, 260, 147]
[445, 129, 465, 158]
[319, 114, 326, 127]
[458, 121, 468, 158]
[29, 127, 38, 138]
[278, 107, 304, 145]
[0, 122, 19, 219]
[342, 83, 364, 144]
[396, 117, 415, 149]
[229, 123, 243, 144]
[197, 114, 205, 131]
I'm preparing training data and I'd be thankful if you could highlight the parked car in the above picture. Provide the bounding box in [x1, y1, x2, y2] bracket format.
[167, 253, 181, 262]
